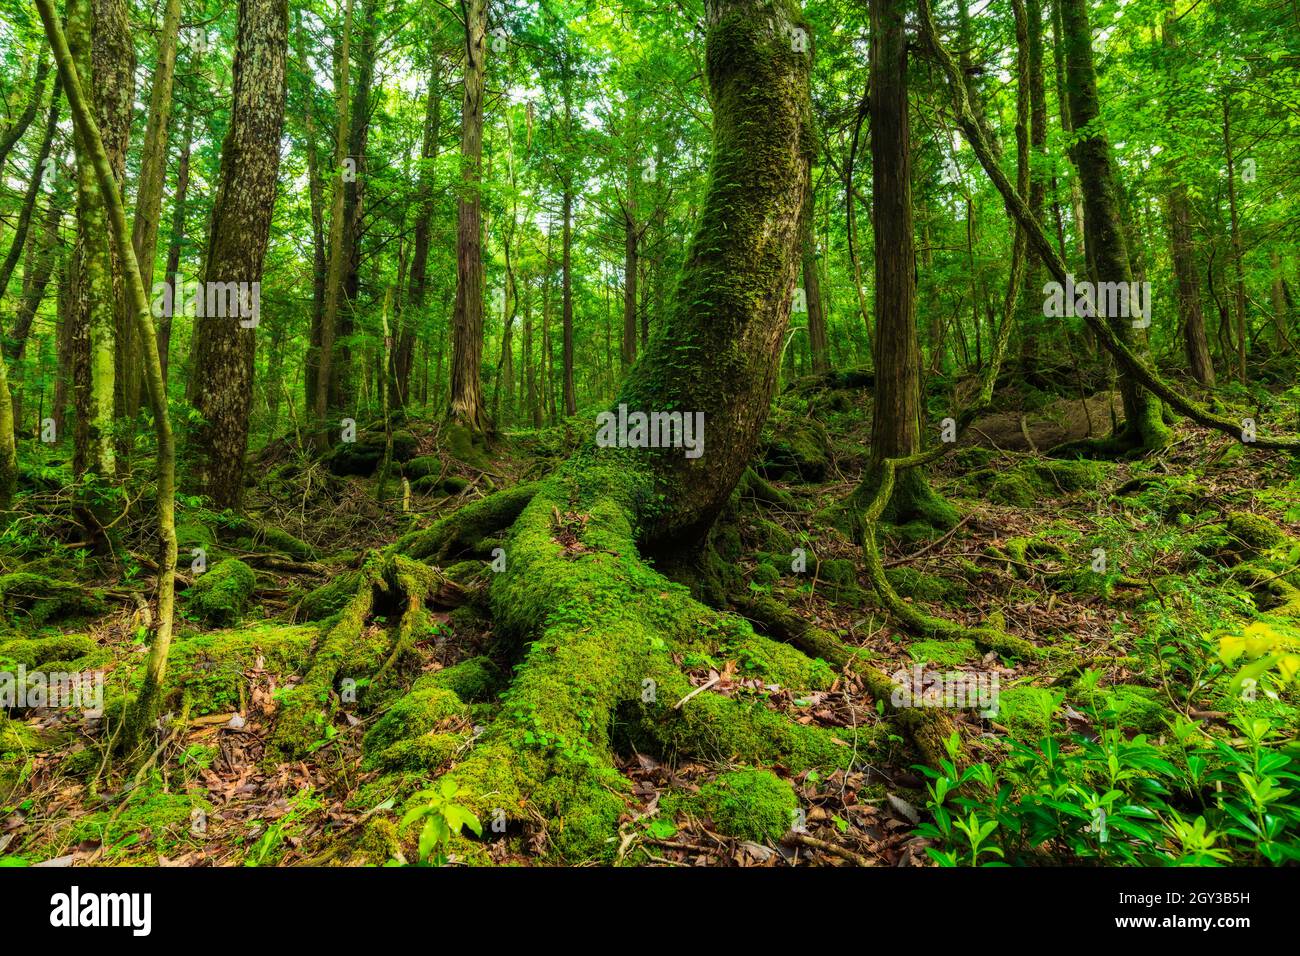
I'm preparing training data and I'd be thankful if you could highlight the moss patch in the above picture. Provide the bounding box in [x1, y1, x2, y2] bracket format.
[185, 558, 257, 627]
[690, 768, 798, 842]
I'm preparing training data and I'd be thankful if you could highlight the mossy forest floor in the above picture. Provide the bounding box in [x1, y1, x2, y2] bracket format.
[3, 371, 1300, 866]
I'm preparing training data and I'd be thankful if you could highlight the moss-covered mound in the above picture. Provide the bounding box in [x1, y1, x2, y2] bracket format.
[185, 558, 257, 627]
[689, 768, 798, 842]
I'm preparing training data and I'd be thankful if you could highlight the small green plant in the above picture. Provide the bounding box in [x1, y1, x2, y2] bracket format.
[400, 779, 482, 866]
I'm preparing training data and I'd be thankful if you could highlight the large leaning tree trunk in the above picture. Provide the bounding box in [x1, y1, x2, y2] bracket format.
[190, 0, 288, 508]
[270, 0, 952, 862]
[1058, 0, 1169, 452]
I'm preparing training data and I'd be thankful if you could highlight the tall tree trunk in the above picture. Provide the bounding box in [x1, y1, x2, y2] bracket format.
[190, 0, 288, 507]
[861, 0, 954, 527]
[68, 0, 131, 545]
[618, 0, 814, 552]
[1016, 0, 1047, 377]
[314, 0, 356, 448]
[560, 185, 576, 416]
[398, 46, 443, 408]
[124, 0, 182, 422]
[37, 0, 178, 753]
[296, 12, 328, 414]
[1059, 0, 1168, 449]
[1223, 93, 1248, 383]
[8, 200, 64, 431]
[448, 0, 490, 435]
[336, 0, 381, 412]
[802, 220, 830, 374]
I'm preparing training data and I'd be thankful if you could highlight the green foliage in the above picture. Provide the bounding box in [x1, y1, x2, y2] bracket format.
[400, 779, 483, 866]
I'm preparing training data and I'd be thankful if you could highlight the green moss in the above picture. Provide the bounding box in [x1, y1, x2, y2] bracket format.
[886, 567, 959, 603]
[68, 783, 211, 865]
[185, 558, 257, 627]
[164, 624, 317, 715]
[989, 471, 1039, 507]
[363, 687, 469, 757]
[690, 768, 798, 842]
[908, 638, 978, 667]
[367, 732, 468, 773]
[749, 517, 795, 553]
[750, 563, 780, 588]
[759, 411, 830, 482]
[728, 629, 835, 690]
[412, 656, 500, 702]
[995, 686, 1059, 738]
[1225, 511, 1287, 557]
[297, 569, 360, 621]
[0, 633, 96, 669]
[0, 573, 106, 626]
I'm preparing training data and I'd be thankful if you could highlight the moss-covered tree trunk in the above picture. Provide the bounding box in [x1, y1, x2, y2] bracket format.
[122, 0, 181, 425]
[36, 0, 178, 756]
[68, 0, 130, 548]
[1059, 0, 1169, 450]
[191, 0, 288, 508]
[803, 220, 830, 375]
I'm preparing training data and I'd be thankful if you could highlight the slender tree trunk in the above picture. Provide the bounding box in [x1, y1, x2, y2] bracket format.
[68, 0, 131, 545]
[561, 185, 576, 416]
[314, 0, 356, 448]
[37, 0, 178, 753]
[398, 46, 442, 408]
[0, 58, 50, 173]
[1223, 93, 1248, 383]
[803, 220, 830, 374]
[0, 80, 60, 300]
[1016, 0, 1046, 377]
[190, 0, 288, 507]
[296, 12, 328, 414]
[448, 0, 491, 435]
[159, 112, 192, 384]
[122, 0, 181, 426]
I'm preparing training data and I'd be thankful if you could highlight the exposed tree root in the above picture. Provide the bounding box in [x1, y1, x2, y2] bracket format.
[733, 593, 955, 768]
[849, 447, 1043, 661]
[369, 455, 894, 862]
[269, 552, 456, 761]
[393, 481, 539, 562]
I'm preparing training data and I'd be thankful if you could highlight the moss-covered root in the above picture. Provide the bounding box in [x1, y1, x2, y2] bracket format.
[433, 463, 886, 863]
[394, 482, 540, 562]
[268, 553, 448, 760]
[734, 594, 955, 768]
[850, 448, 1042, 661]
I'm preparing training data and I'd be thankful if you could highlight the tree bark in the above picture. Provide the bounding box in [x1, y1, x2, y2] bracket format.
[448, 0, 491, 435]
[124, 0, 182, 421]
[190, 0, 288, 507]
[861, 0, 954, 527]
